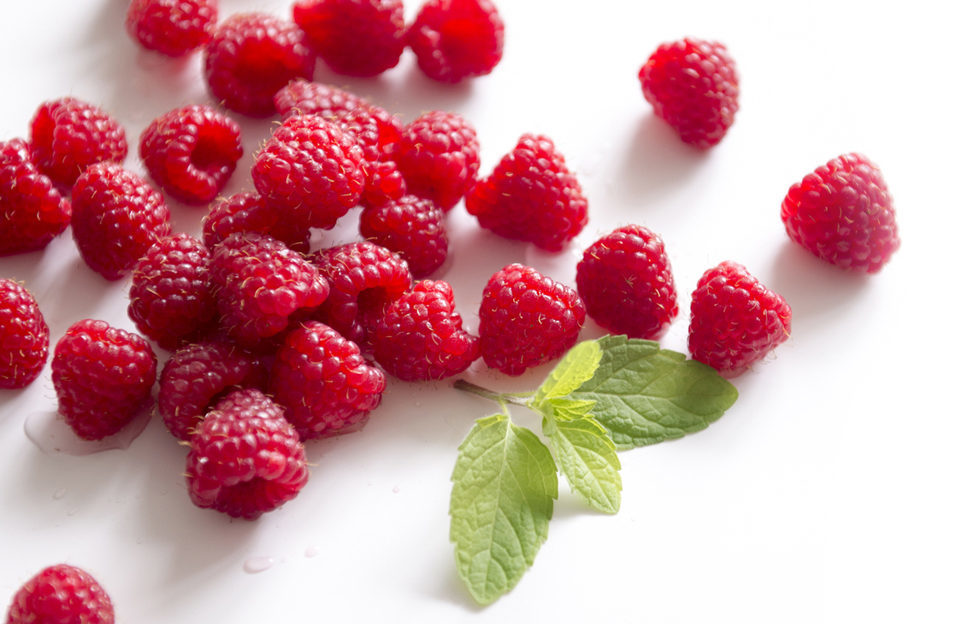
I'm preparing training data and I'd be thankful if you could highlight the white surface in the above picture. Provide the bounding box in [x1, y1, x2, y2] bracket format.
[1, 1, 966, 622]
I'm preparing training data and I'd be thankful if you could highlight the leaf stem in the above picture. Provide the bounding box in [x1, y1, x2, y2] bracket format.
[453, 379, 532, 407]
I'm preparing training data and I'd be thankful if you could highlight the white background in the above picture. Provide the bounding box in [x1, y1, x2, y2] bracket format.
[1, 1, 966, 622]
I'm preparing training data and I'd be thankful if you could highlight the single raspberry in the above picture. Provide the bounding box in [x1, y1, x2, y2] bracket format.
[5, 564, 113, 624]
[28, 97, 127, 188]
[269, 321, 385, 439]
[360, 159, 407, 208]
[408, 0, 505, 83]
[337, 106, 403, 166]
[0, 279, 49, 389]
[126, 0, 218, 56]
[781, 153, 900, 273]
[138, 104, 242, 205]
[51, 319, 157, 441]
[202, 191, 311, 253]
[273, 79, 370, 120]
[203, 12, 314, 117]
[359, 195, 448, 278]
[185, 388, 308, 519]
[70, 163, 172, 280]
[0, 138, 70, 256]
[638, 38, 739, 148]
[252, 114, 366, 230]
[372, 280, 479, 381]
[293, 0, 406, 77]
[576, 224, 678, 339]
[478, 263, 586, 376]
[688, 261, 792, 377]
[393, 110, 479, 211]
[466, 133, 588, 251]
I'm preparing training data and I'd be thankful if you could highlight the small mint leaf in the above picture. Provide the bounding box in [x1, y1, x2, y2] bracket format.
[544, 415, 622, 514]
[543, 397, 596, 420]
[532, 339, 603, 408]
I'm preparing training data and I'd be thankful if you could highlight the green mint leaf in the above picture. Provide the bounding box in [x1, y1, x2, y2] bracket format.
[543, 396, 596, 420]
[531, 339, 603, 408]
[543, 414, 622, 514]
[570, 335, 739, 449]
[449, 413, 558, 605]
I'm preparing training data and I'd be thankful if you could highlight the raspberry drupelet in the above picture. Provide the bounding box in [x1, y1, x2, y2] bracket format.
[0, 138, 70, 256]
[408, 0, 505, 83]
[5, 564, 114, 624]
[0, 279, 49, 390]
[126, 0, 218, 57]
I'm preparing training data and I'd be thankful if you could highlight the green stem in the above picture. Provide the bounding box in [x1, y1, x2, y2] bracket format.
[453, 380, 532, 407]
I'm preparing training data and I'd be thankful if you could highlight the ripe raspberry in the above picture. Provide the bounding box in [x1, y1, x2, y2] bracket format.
[293, 0, 406, 77]
[269, 321, 385, 439]
[210, 233, 329, 346]
[0, 138, 70, 256]
[5, 564, 113, 624]
[688, 261, 791, 377]
[203, 12, 314, 117]
[252, 114, 366, 230]
[337, 106, 403, 166]
[360, 159, 408, 208]
[185, 388, 308, 519]
[28, 97, 127, 188]
[576, 224, 678, 339]
[393, 110, 479, 211]
[466, 133, 588, 251]
[781, 153, 900, 273]
[0, 279, 49, 389]
[408, 0, 505, 83]
[202, 191, 311, 253]
[478, 263, 586, 376]
[372, 280, 479, 381]
[273, 79, 370, 120]
[138, 104, 242, 205]
[359, 195, 448, 278]
[70, 163, 172, 280]
[126, 0, 218, 57]
[638, 38, 739, 148]
[51, 319, 157, 441]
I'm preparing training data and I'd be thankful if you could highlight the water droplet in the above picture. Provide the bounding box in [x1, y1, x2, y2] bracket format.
[243, 556, 275, 574]
[304, 546, 319, 558]
[52, 488, 67, 500]
[24, 405, 151, 456]
[392, 485, 400, 494]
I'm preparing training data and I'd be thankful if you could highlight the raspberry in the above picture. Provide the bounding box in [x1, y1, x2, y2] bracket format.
[70, 163, 172, 280]
[125, 0, 217, 57]
[202, 191, 311, 253]
[393, 110, 480, 211]
[337, 106, 403, 166]
[269, 321, 385, 439]
[638, 38, 739, 149]
[781, 153, 900, 273]
[252, 114, 366, 230]
[293, 0, 406, 77]
[203, 12, 314, 117]
[408, 0, 505, 83]
[0, 138, 70, 256]
[478, 263, 586, 376]
[360, 159, 408, 208]
[127, 234, 216, 349]
[359, 194, 448, 278]
[5, 564, 113, 624]
[688, 261, 792, 377]
[273, 79, 370, 120]
[466, 133, 588, 251]
[185, 388, 308, 519]
[138, 104, 242, 205]
[372, 280, 479, 381]
[210, 233, 329, 346]
[576, 224, 678, 339]
[0, 279, 49, 389]
[51, 319, 157, 441]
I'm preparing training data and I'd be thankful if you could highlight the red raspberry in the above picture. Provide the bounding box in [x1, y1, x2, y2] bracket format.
[360, 159, 408, 208]
[372, 280, 479, 381]
[269, 321, 385, 439]
[478, 263, 586, 376]
[688, 261, 792, 377]
[408, 0, 505, 83]
[359, 194, 448, 278]
[202, 191, 311, 253]
[51, 319, 157, 441]
[576, 224, 678, 339]
[466, 133, 588, 251]
[781, 153, 900, 273]
[185, 388, 308, 519]
[28, 97, 127, 188]
[293, 0, 406, 77]
[337, 106, 403, 166]
[210, 233, 329, 346]
[203, 12, 314, 117]
[393, 110, 480, 211]
[126, 0, 218, 57]
[5, 564, 113, 624]
[127, 234, 216, 349]
[138, 104, 242, 205]
[252, 114, 366, 230]
[0, 138, 70, 256]
[638, 38, 739, 149]
[0, 279, 49, 389]
[70, 163, 172, 280]
[273, 79, 370, 120]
